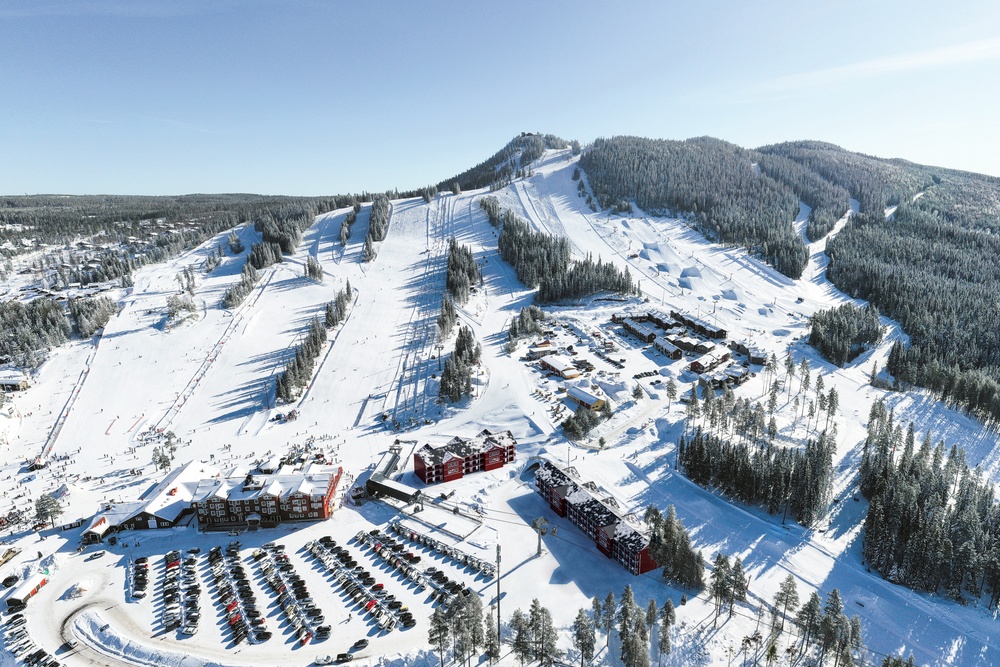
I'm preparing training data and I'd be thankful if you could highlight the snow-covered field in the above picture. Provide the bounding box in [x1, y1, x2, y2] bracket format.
[1, 148, 998, 667]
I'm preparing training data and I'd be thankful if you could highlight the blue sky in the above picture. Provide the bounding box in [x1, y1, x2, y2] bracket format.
[2, 0, 999, 195]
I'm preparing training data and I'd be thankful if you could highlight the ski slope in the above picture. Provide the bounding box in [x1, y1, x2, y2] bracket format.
[1, 148, 998, 667]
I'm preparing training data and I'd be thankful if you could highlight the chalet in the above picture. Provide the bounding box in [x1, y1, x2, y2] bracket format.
[652, 338, 682, 360]
[539, 355, 580, 379]
[0, 370, 29, 391]
[413, 429, 517, 485]
[82, 460, 218, 542]
[566, 384, 606, 411]
[689, 350, 731, 374]
[692, 340, 717, 355]
[526, 341, 558, 360]
[534, 461, 658, 575]
[668, 335, 701, 352]
[82, 502, 145, 544]
[670, 309, 727, 339]
[732, 341, 769, 365]
[611, 312, 644, 325]
[698, 364, 750, 390]
[191, 463, 342, 530]
[622, 318, 658, 344]
[645, 311, 674, 330]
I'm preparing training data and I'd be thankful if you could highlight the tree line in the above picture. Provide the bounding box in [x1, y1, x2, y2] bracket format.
[678, 428, 835, 527]
[579, 136, 809, 278]
[439, 325, 481, 403]
[275, 315, 328, 404]
[446, 238, 481, 305]
[495, 204, 638, 303]
[438, 133, 569, 193]
[67, 296, 119, 338]
[507, 305, 546, 343]
[763, 141, 1000, 424]
[809, 303, 883, 367]
[645, 505, 705, 589]
[0, 299, 71, 366]
[860, 399, 1000, 606]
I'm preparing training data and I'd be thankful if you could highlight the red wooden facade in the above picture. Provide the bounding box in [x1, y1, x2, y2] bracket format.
[413, 430, 517, 485]
[534, 460, 659, 575]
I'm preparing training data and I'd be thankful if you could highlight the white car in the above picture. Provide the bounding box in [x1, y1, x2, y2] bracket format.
[315, 656, 334, 666]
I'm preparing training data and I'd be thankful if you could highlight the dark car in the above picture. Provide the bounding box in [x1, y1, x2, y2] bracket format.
[336, 654, 353, 663]
[352, 639, 369, 650]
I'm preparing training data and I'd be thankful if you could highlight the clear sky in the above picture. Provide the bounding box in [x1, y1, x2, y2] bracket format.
[2, 0, 999, 196]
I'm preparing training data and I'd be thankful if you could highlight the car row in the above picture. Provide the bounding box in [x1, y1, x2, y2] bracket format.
[208, 543, 270, 644]
[387, 522, 497, 576]
[354, 530, 429, 592]
[255, 542, 328, 644]
[308, 538, 414, 631]
[162, 550, 184, 631]
[3, 612, 61, 667]
[178, 552, 202, 635]
[131, 555, 148, 599]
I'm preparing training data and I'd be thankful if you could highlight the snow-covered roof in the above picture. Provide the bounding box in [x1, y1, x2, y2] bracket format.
[84, 501, 146, 536]
[567, 384, 603, 407]
[541, 355, 576, 374]
[415, 429, 517, 466]
[0, 369, 27, 383]
[192, 466, 341, 504]
[141, 460, 220, 523]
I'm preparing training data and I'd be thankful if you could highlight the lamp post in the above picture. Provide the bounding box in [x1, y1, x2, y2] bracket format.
[495, 544, 501, 645]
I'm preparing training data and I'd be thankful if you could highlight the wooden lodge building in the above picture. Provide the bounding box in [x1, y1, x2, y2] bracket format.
[0, 370, 29, 392]
[539, 355, 580, 379]
[621, 317, 658, 344]
[190, 463, 342, 530]
[83, 459, 220, 543]
[689, 349, 731, 374]
[670, 309, 727, 339]
[533, 460, 658, 575]
[413, 429, 517, 485]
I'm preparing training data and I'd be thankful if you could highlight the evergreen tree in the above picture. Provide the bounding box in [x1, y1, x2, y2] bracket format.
[429, 606, 451, 667]
[656, 616, 671, 667]
[571, 608, 596, 667]
[484, 610, 500, 664]
[602, 591, 616, 648]
[772, 574, 799, 633]
[796, 591, 823, 651]
[510, 609, 532, 666]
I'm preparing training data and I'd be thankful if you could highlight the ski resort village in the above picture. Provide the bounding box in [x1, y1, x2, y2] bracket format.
[3, 138, 1000, 667]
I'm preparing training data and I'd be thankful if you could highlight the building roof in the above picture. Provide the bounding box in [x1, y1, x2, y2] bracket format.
[567, 385, 603, 407]
[0, 370, 27, 384]
[541, 355, 576, 374]
[190, 465, 341, 505]
[83, 501, 146, 536]
[536, 460, 651, 550]
[622, 317, 658, 340]
[415, 429, 517, 467]
[535, 460, 575, 488]
[653, 339, 680, 355]
[141, 460, 220, 523]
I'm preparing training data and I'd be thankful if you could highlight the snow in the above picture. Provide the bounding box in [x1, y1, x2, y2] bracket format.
[0, 149, 998, 666]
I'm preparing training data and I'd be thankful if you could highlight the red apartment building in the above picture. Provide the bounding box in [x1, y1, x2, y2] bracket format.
[413, 429, 517, 485]
[534, 460, 658, 575]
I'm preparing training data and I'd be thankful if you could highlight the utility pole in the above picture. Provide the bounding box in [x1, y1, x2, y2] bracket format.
[495, 544, 502, 645]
